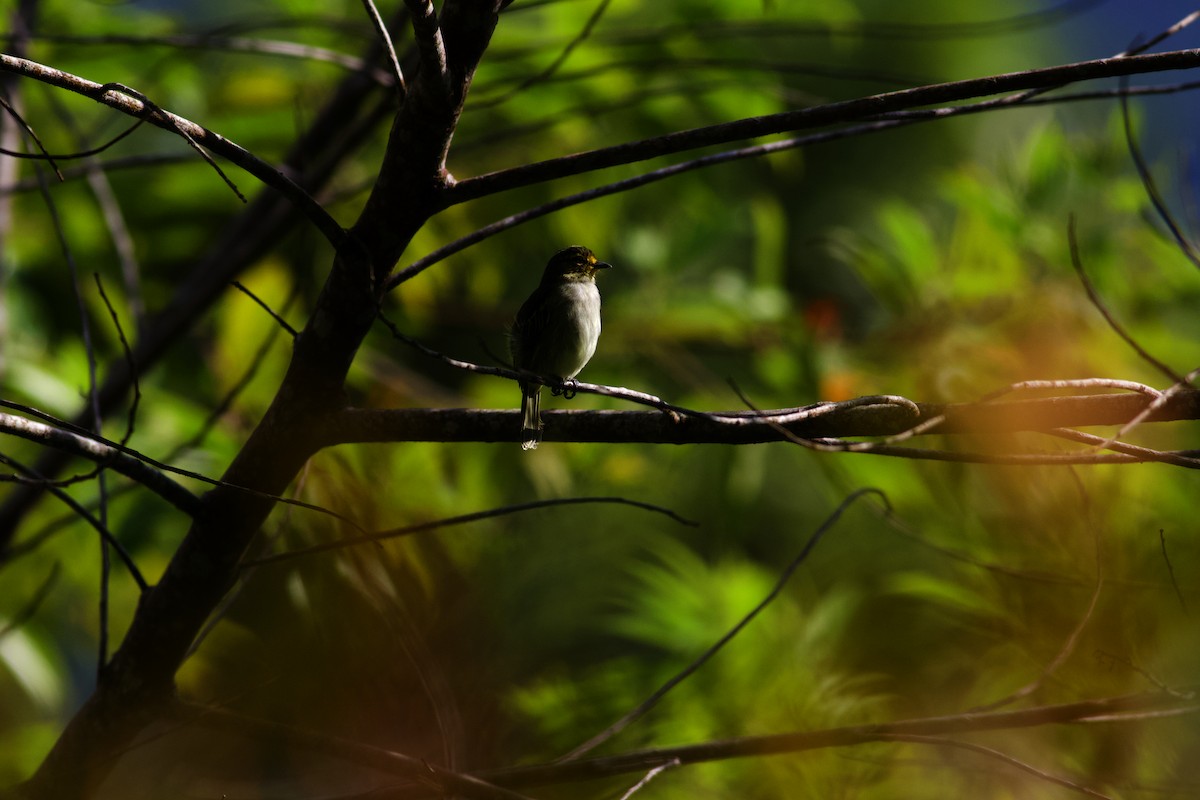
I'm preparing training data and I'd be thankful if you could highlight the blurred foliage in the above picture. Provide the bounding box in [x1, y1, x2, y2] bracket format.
[2, 0, 1200, 797]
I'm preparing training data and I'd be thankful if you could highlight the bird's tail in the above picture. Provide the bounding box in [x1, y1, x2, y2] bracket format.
[521, 388, 542, 451]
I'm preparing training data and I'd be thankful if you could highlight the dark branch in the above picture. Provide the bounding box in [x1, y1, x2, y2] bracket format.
[0, 53, 350, 252]
[562, 488, 887, 761]
[447, 49, 1200, 204]
[322, 390, 1200, 446]
[404, 690, 1200, 795]
[242, 496, 697, 568]
[0, 412, 201, 519]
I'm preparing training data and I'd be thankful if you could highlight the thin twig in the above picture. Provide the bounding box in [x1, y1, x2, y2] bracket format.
[971, 470, 1104, 713]
[389, 131, 853, 288]
[4, 274, 143, 493]
[1121, 77, 1200, 274]
[0, 403, 362, 531]
[0, 116, 146, 163]
[361, 0, 406, 94]
[393, 79, 1200, 290]
[93, 274, 141, 448]
[474, 0, 613, 109]
[877, 734, 1114, 799]
[877, 506, 1084, 586]
[0, 282, 296, 564]
[560, 488, 888, 761]
[595, 1, 1106, 47]
[241, 496, 698, 568]
[1118, 11, 1200, 59]
[10, 32, 391, 82]
[92, 275, 137, 674]
[0, 53, 350, 251]
[30, 122, 117, 670]
[1095, 651, 1195, 699]
[1068, 217, 1189, 385]
[0, 453, 147, 590]
[820, 438, 1199, 468]
[0, 92, 63, 179]
[446, 48, 1200, 205]
[231, 281, 299, 337]
[0, 562, 60, 640]
[616, 758, 681, 800]
[104, 82, 248, 203]
[42, 83, 146, 324]
[463, 690, 1199, 792]
[171, 282, 302, 454]
[1159, 529, 1189, 615]
[1090, 367, 1200, 454]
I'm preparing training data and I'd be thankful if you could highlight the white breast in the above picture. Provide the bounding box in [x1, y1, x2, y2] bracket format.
[558, 281, 602, 378]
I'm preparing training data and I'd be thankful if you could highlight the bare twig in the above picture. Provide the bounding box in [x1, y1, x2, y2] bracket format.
[0, 453, 146, 591]
[231, 281, 299, 338]
[361, 0, 406, 94]
[474, 0, 613, 109]
[447, 48, 1200, 205]
[241, 496, 698, 568]
[596, 1, 1107, 47]
[93, 275, 141, 449]
[1159, 529, 1189, 615]
[453, 690, 1199, 794]
[394, 80, 1200, 289]
[0, 410, 201, 519]
[10, 32, 393, 83]
[1117, 11, 1200, 59]
[616, 758, 681, 800]
[1, 274, 143, 494]
[1089, 367, 1200, 454]
[877, 734, 1113, 799]
[0, 115, 147, 163]
[971, 470, 1104, 713]
[0, 92, 63, 179]
[1041, 427, 1200, 468]
[1121, 79, 1200, 274]
[1, 282, 301, 563]
[1095, 651, 1195, 699]
[91, 173, 145, 324]
[169, 282, 302, 453]
[1068, 217, 1189, 385]
[0, 404, 367, 532]
[0, 562, 60, 640]
[0, 53, 350, 251]
[389, 130, 863, 288]
[112, 83, 249, 203]
[40, 83, 146, 325]
[92, 274, 137, 674]
[560, 488, 888, 761]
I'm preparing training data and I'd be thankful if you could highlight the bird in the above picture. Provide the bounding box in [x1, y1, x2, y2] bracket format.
[509, 245, 611, 450]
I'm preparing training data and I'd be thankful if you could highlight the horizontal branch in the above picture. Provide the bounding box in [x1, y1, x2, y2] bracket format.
[403, 690, 1200, 795]
[322, 390, 1200, 446]
[448, 48, 1200, 203]
[0, 411, 202, 517]
[0, 53, 349, 251]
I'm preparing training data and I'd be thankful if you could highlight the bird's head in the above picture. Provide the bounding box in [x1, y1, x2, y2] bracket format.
[542, 245, 612, 283]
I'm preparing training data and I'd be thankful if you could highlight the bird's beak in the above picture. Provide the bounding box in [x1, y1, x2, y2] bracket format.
[594, 261, 612, 270]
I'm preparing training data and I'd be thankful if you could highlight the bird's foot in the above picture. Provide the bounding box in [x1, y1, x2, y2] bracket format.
[551, 378, 578, 400]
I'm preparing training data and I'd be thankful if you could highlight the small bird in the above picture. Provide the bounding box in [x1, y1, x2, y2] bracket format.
[510, 246, 611, 450]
